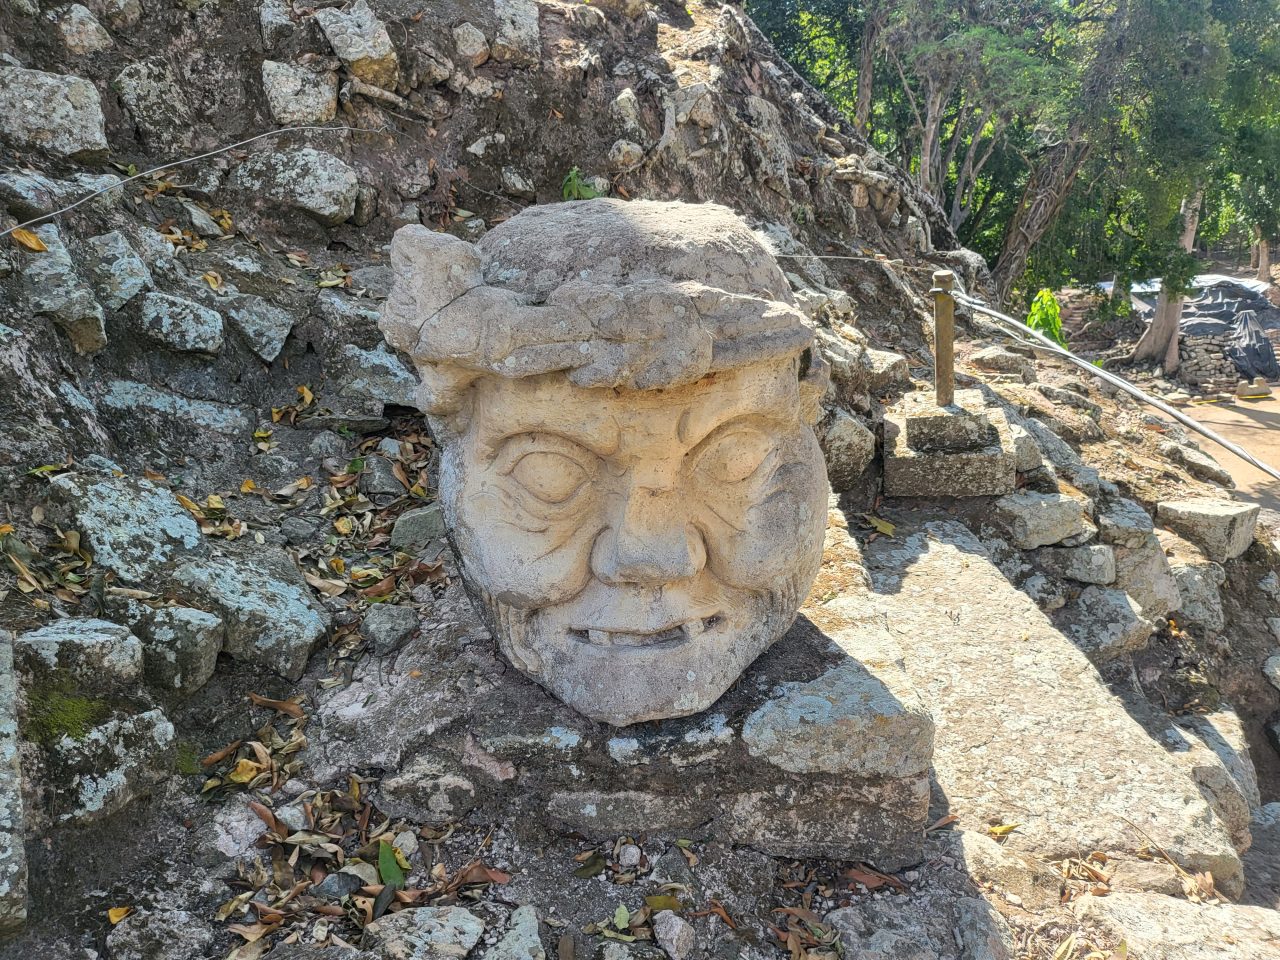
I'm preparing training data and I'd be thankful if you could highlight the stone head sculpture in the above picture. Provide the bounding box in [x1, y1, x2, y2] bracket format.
[381, 199, 829, 725]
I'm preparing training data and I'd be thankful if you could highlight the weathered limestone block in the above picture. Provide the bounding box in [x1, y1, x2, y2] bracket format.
[862, 519, 1243, 895]
[364, 906, 485, 959]
[315, 0, 399, 89]
[1053, 586, 1153, 662]
[1159, 440, 1234, 487]
[821, 408, 875, 493]
[882, 390, 1017, 498]
[0, 632, 27, 934]
[229, 148, 359, 227]
[19, 224, 105, 353]
[0, 66, 107, 158]
[14, 618, 143, 694]
[100, 380, 251, 436]
[1034, 544, 1115, 584]
[138, 292, 224, 354]
[492, 0, 541, 63]
[131, 606, 224, 696]
[1097, 494, 1154, 547]
[971, 344, 1035, 381]
[48, 472, 206, 583]
[1243, 802, 1280, 908]
[261, 60, 338, 125]
[59, 4, 112, 54]
[1168, 552, 1227, 634]
[172, 551, 329, 680]
[1113, 532, 1180, 621]
[226, 294, 295, 362]
[1082, 890, 1280, 959]
[380, 199, 829, 726]
[46, 709, 175, 824]
[991, 491, 1089, 549]
[1157, 498, 1259, 562]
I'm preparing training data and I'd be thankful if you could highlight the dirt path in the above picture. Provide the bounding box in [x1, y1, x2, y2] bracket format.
[1175, 394, 1280, 511]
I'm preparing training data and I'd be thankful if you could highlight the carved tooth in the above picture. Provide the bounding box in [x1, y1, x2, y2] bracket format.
[588, 629, 611, 645]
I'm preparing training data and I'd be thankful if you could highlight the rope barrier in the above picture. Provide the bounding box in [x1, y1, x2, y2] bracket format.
[950, 289, 1280, 485]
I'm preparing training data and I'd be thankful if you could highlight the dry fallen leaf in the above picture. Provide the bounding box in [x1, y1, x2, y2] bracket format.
[11, 228, 47, 252]
[107, 906, 132, 925]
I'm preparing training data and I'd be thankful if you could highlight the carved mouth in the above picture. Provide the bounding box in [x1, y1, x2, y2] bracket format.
[568, 614, 725, 648]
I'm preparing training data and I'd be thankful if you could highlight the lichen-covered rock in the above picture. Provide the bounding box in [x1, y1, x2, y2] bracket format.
[971, 344, 1035, 381]
[105, 908, 215, 960]
[261, 60, 338, 125]
[0, 66, 107, 158]
[226, 294, 295, 362]
[1053, 586, 1153, 662]
[1159, 440, 1234, 488]
[46, 709, 175, 823]
[138, 292, 225, 354]
[652, 911, 695, 960]
[364, 905, 485, 960]
[84, 230, 152, 310]
[114, 57, 194, 147]
[827, 895, 1011, 960]
[1082, 890, 1280, 959]
[132, 606, 224, 696]
[483, 905, 544, 960]
[229, 148, 359, 226]
[0, 632, 27, 934]
[453, 23, 490, 68]
[13, 619, 143, 692]
[390, 504, 446, 551]
[172, 552, 330, 680]
[19, 224, 106, 353]
[314, 0, 399, 89]
[49, 472, 206, 582]
[1034, 544, 1115, 585]
[58, 4, 112, 55]
[335, 342, 418, 407]
[360, 603, 419, 655]
[100, 380, 251, 435]
[1096, 495, 1155, 547]
[259, 0, 295, 47]
[1157, 498, 1259, 562]
[990, 491, 1089, 548]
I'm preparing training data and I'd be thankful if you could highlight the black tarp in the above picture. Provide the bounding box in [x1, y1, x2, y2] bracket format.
[1135, 277, 1280, 381]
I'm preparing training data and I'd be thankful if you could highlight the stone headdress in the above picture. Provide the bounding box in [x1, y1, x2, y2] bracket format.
[380, 199, 826, 427]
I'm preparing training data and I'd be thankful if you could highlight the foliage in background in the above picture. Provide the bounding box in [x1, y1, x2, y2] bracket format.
[1025, 288, 1067, 347]
[747, 0, 1280, 311]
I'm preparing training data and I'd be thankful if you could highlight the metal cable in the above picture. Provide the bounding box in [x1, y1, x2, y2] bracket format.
[950, 289, 1280, 485]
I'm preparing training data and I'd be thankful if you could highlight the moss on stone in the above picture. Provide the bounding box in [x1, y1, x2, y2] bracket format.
[23, 678, 109, 745]
[174, 740, 202, 776]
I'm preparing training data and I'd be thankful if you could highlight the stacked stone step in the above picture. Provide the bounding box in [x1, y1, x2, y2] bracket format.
[1179, 334, 1240, 390]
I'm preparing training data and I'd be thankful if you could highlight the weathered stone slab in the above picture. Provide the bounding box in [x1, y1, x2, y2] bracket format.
[1052, 586, 1153, 662]
[883, 393, 1016, 497]
[46, 709, 175, 823]
[353, 507, 932, 868]
[1034, 544, 1115, 584]
[903, 389, 998, 453]
[1156, 498, 1259, 562]
[0, 66, 107, 158]
[0, 631, 27, 934]
[1097, 495, 1154, 548]
[1081, 890, 1280, 959]
[1113, 533, 1180, 621]
[861, 518, 1243, 895]
[991, 491, 1089, 548]
[13, 618, 143, 693]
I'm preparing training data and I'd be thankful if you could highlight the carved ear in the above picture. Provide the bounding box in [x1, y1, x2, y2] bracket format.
[798, 347, 830, 426]
[380, 226, 483, 356]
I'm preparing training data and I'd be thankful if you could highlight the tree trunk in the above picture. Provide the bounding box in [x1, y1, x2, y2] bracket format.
[856, 12, 883, 135]
[1256, 226, 1272, 284]
[1130, 190, 1203, 374]
[1250, 226, 1260, 270]
[991, 137, 1092, 306]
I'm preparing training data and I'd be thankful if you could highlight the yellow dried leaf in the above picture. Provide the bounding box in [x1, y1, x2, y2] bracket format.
[12, 228, 47, 252]
[202, 270, 224, 290]
[334, 516, 354, 536]
[253, 428, 273, 441]
[1052, 932, 1077, 960]
[863, 514, 896, 536]
[107, 906, 132, 924]
[0, 524, 13, 537]
[297, 384, 314, 407]
[174, 493, 205, 519]
[206, 494, 225, 511]
[328, 556, 346, 574]
[227, 758, 264, 784]
[988, 823, 1021, 838]
[240, 479, 256, 493]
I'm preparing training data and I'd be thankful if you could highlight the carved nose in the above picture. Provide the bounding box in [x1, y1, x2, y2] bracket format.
[593, 486, 706, 586]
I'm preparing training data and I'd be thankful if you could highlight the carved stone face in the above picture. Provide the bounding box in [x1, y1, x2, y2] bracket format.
[440, 358, 828, 725]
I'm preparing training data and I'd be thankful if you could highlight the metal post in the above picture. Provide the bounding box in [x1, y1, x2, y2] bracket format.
[932, 270, 955, 407]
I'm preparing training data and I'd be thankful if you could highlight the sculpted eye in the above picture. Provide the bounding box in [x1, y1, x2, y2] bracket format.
[696, 429, 774, 484]
[507, 451, 590, 504]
